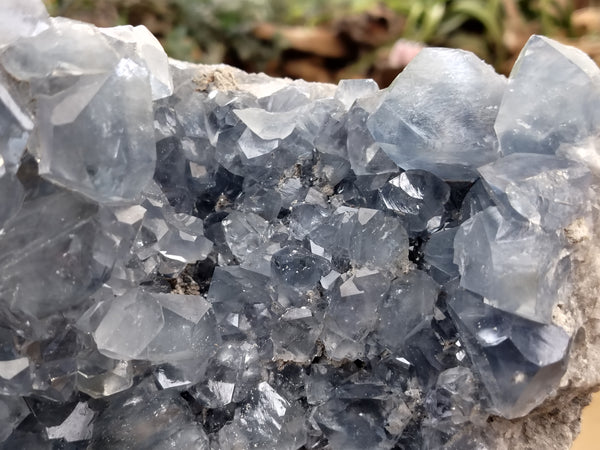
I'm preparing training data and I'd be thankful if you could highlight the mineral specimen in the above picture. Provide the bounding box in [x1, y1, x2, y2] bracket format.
[0, 2, 598, 449]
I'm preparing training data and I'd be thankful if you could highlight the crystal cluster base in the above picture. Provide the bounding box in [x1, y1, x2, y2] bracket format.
[0, 1, 599, 449]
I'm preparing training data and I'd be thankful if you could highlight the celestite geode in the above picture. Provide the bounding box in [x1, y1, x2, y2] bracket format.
[0, 1, 599, 448]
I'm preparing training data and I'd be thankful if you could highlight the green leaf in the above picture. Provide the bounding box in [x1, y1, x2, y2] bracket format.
[421, 2, 447, 42]
[404, 2, 426, 39]
[450, 0, 502, 43]
[435, 12, 470, 38]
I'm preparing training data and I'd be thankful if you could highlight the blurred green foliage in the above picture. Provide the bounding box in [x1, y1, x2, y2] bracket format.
[530, 0, 575, 35]
[390, 0, 505, 65]
[43, 0, 590, 76]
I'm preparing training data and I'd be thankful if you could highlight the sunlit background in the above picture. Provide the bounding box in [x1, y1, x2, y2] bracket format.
[42, 0, 600, 87]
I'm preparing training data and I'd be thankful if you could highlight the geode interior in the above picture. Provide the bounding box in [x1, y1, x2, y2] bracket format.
[0, 1, 599, 449]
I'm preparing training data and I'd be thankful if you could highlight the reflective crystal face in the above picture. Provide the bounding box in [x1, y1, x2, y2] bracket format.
[1, 18, 158, 204]
[0, 83, 33, 173]
[495, 35, 600, 158]
[0, 4, 596, 448]
[0, 0, 49, 47]
[367, 48, 507, 180]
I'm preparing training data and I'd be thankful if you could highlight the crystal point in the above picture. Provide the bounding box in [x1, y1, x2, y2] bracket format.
[368, 48, 506, 179]
[448, 287, 570, 418]
[453, 206, 566, 323]
[495, 35, 600, 157]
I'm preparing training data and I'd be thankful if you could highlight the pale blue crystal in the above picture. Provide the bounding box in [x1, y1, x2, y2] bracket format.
[367, 48, 506, 179]
[478, 153, 592, 229]
[448, 286, 570, 418]
[495, 35, 600, 158]
[454, 206, 567, 323]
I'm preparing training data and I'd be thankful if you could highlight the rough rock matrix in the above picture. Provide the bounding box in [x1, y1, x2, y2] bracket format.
[0, 1, 600, 449]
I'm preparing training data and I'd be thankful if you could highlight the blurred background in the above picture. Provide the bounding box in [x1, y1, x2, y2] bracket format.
[42, 0, 600, 87]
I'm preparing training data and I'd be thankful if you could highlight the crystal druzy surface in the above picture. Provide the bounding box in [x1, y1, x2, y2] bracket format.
[0, 1, 598, 449]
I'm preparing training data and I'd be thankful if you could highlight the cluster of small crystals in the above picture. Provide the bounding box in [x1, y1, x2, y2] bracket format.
[0, 1, 598, 448]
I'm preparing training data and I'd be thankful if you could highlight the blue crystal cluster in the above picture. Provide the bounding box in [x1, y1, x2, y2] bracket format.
[0, 1, 597, 448]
